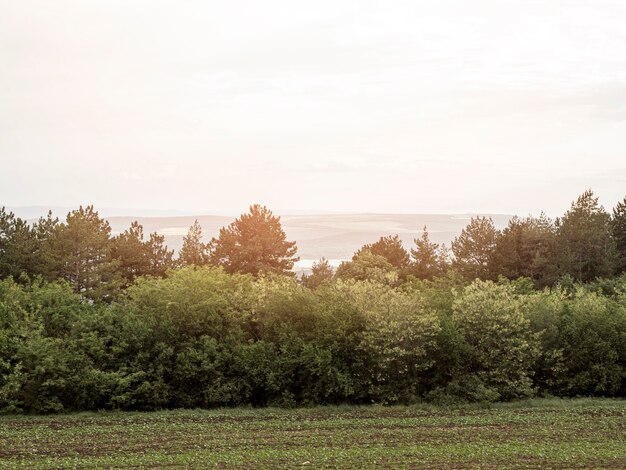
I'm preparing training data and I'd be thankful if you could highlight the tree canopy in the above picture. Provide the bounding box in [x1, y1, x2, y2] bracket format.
[209, 204, 299, 276]
[410, 226, 448, 280]
[451, 217, 497, 280]
[46, 206, 122, 300]
[179, 220, 210, 267]
[555, 190, 615, 282]
[356, 235, 410, 269]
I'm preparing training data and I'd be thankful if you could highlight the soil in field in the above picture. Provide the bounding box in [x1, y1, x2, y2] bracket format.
[0, 399, 625, 469]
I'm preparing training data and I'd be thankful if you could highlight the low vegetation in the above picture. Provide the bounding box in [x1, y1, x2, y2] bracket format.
[1, 269, 625, 413]
[0, 399, 624, 468]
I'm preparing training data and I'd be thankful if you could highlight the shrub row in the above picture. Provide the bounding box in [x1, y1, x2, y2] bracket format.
[1, 268, 625, 413]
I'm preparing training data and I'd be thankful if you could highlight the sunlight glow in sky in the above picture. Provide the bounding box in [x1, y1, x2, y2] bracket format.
[2, 0, 626, 216]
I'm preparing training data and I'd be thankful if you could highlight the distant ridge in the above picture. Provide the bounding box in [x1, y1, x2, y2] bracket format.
[7, 206, 191, 219]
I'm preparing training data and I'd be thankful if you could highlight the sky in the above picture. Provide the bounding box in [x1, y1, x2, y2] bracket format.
[1, 0, 626, 217]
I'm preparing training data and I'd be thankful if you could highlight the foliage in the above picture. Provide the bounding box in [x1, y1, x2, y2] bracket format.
[451, 217, 497, 280]
[2, 401, 625, 469]
[335, 250, 399, 285]
[451, 280, 540, 400]
[300, 257, 334, 289]
[410, 226, 448, 280]
[110, 221, 174, 285]
[210, 205, 298, 276]
[612, 196, 626, 274]
[356, 235, 410, 269]
[349, 281, 440, 403]
[1, 270, 626, 413]
[2, 193, 626, 412]
[45, 206, 122, 300]
[556, 190, 616, 282]
[178, 219, 210, 267]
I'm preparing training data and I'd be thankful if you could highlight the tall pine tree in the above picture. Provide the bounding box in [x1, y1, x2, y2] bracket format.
[612, 196, 626, 274]
[0, 207, 39, 280]
[178, 220, 210, 267]
[490, 214, 556, 286]
[556, 190, 615, 282]
[410, 226, 448, 280]
[110, 221, 174, 284]
[209, 205, 298, 276]
[355, 235, 410, 269]
[451, 217, 498, 280]
[47, 205, 121, 300]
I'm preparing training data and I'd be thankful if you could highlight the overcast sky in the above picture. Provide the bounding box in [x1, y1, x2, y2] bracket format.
[1, 0, 626, 216]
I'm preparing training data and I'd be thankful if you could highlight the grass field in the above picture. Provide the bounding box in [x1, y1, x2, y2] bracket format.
[0, 399, 624, 469]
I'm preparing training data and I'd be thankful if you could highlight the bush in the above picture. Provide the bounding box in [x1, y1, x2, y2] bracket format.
[1, 270, 625, 413]
[452, 280, 539, 400]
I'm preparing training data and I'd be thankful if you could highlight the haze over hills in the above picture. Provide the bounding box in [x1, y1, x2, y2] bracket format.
[9, 207, 513, 267]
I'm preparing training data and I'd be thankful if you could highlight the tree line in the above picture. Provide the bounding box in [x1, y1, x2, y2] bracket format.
[2, 190, 626, 297]
[0, 190, 625, 413]
[327, 189, 626, 288]
[0, 204, 298, 300]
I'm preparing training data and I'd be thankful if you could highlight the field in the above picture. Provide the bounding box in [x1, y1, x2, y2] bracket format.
[0, 399, 624, 469]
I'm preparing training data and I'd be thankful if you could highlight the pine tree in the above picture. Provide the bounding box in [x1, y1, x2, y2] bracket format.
[490, 214, 556, 285]
[209, 204, 298, 276]
[145, 231, 175, 276]
[47, 205, 121, 300]
[556, 190, 615, 282]
[0, 207, 39, 280]
[410, 226, 448, 280]
[178, 220, 210, 267]
[110, 221, 145, 283]
[356, 235, 410, 269]
[612, 196, 626, 274]
[451, 216, 498, 280]
[301, 257, 334, 289]
[32, 211, 62, 279]
[111, 221, 174, 284]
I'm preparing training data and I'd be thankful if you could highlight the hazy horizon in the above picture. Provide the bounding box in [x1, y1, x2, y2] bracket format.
[2, 1, 626, 215]
[6, 205, 519, 219]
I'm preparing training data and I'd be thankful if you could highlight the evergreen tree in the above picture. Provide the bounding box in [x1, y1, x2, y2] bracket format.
[612, 196, 626, 274]
[491, 214, 556, 286]
[178, 220, 210, 267]
[32, 211, 62, 279]
[0, 207, 39, 280]
[47, 205, 121, 300]
[110, 221, 145, 283]
[145, 232, 175, 277]
[209, 204, 298, 276]
[410, 226, 448, 280]
[301, 257, 334, 289]
[356, 235, 410, 269]
[451, 217, 498, 280]
[110, 221, 174, 285]
[556, 190, 615, 282]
